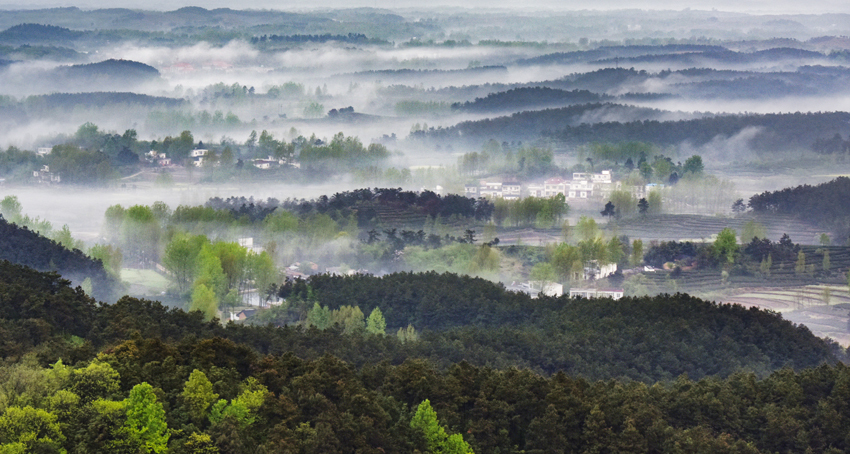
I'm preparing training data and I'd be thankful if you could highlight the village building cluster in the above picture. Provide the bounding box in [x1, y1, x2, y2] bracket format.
[465, 170, 616, 202]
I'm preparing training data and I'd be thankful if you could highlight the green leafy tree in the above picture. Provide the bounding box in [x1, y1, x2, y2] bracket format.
[306, 302, 332, 330]
[71, 360, 121, 404]
[190, 284, 219, 321]
[576, 216, 600, 241]
[89, 243, 123, 280]
[182, 370, 220, 423]
[760, 254, 773, 276]
[647, 189, 662, 215]
[124, 382, 169, 453]
[397, 324, 419, 343]
[823, 249, 831, 272]
[0, 406, 65, 453]
[331, 305, 366, 335]
[0, 195, 22, 221]
[120, 205, 161, 266]
[741, 220, 767, 243]
[184, 432, 220, 454]
[630, 239, 644, 267]
[163, 234, 204, 294]
[683, 155, 704, 175]
[366, 307, 387, 335]
[795, 251, 807, 275]
[713, 228, 738, 266]
[410, 399, 474, 454]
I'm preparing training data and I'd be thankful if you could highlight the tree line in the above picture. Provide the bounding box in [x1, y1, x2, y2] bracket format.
[1, 260, 849, 453]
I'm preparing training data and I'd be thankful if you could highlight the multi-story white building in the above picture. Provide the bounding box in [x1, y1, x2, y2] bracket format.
[501, 182, 521, 200]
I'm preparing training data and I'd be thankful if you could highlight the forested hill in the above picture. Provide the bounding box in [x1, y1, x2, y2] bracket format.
[413, 102, 672, 144]
[276, 272, 843, 381]
[749, 176, 850, 242]
[419, 107, 850, 150]
[23, 92, 186, 111]
[0, 216, 118, 301]
[3, 261, 850, 453]
[0, 23, 85, 45]
[57, 59, 160, 79]
[451, 87, 609, 113]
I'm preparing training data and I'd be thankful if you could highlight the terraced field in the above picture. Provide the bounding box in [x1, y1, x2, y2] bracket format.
[612, 213, 827, 244]
[716, 285, 850, 346]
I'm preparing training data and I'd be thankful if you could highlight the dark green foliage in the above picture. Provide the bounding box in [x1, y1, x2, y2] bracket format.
[451, 87, 607, 113]
[749, 177, 850, 241]
[1, 262, 850, 453]
[0, 217, 119, 301]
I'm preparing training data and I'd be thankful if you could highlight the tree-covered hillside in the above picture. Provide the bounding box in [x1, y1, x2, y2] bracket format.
[0, 216, 119, 301]
[0, 260, 849, 453]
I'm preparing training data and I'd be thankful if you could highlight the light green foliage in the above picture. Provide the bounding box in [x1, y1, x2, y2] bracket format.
[713, 228, 738, 265]
[495, 196, 567, 228]
[397, 324, 419, 343]
[45, 390, 79, 420]
[124, 382, 169, 453]
[578, 238, 608, 264]
[404, 243, 477, 274]
[741, 220, 767, 243]
[210, 241, 248, 294]
[630, 239, 644, 267]
[207, 380, 268, 430]
[444, 433, 474, 454]
[607, 237, 625, 265]
[88, 244, 122, 280]
[0, 406, 65, 453]
[247, 251, 278, 302]
[306, 302, 332, 330]
[647, 190, 662, 215]
[303, 102, 325, 118]
[410, 399, 447, 453]
[608, 190, 636, 219]
[550, 243, 582, 282]
[366, 307, 387, 335]
[410, 399, 474, 454]
[530, 262, 556, 284]
[121, 205, 161, 264]
[823, 249, 831, 271]
[0, 195, 22, 221]
[184, 432, 219, 454]
[263, 210, 299, 234]
[823, 287, 831, 305]
[332, 305, 366, 335]
[469, 244, 500, 274]
[195, 245, 227, 299]
[163, 233, 206, 294]
[190, 284, 219, 321]
[71, 360, 120, 404]
[795, 251, 807, 275]
[623, 274, 657, 297]
[103, 204, 126, 243]
[0, 358, 66, 412]
[760, 254, 773, 276]
[652, 156, 674, 181]
[80, 277, 93, 296]
[576, 216, 600, 241]
[820, 233, 831, 246]
[182, 370, 219, 422]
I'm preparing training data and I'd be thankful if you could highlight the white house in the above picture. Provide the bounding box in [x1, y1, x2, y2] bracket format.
[569, 288, 624, 300]
[544, 177, 566, 197]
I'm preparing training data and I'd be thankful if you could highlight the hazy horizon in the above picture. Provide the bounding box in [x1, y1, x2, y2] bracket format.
[0, 1, 848, 15]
